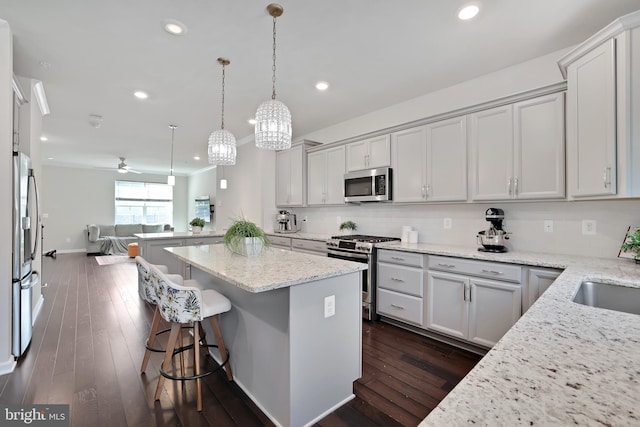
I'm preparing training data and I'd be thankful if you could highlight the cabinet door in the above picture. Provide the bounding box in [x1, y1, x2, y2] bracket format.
[325, 146, 346, 204]
[276, 150, 292, 206]
[469, 105, 514, 200]
[392, 126, 427, 202]
[345, 140, 368, 172]
[525, 267, 562, 312]
[426, 116, 467, 201]
[426, 271, 467, 340]
[367, 135, 391, 169]
[307, 151, 326, 206]
[467, 277, 521, 348]
[142, 239, 186, 276]
[567, 39, 617, 197]
[514, 93, 565, 199]
[288, 145, 304, 206]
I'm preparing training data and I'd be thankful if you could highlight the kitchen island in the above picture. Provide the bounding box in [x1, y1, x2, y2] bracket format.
[165, 244, 366, 427]
[374, 242, 640, 426]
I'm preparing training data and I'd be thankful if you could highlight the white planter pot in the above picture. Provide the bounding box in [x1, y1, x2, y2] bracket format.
[192, 226, 202, 234]
[239, 237, 263, 258]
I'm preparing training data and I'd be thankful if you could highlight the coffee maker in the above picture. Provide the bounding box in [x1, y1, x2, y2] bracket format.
[476, 208, 510, 252]
[275, 210, 300, 233]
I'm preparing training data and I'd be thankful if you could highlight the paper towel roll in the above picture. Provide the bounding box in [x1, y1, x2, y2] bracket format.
[402, 230, 410, 243]
[408, 230, 418, 243]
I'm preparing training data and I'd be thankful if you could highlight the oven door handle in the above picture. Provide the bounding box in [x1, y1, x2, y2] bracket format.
[326, 249, 369, 261]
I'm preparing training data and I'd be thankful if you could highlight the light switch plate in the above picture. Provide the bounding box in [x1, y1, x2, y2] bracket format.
[324, 295, 335, 318]
[582, 220, 597, 235]
[444, 218, 452, 229]
[544, 220, 553, 233]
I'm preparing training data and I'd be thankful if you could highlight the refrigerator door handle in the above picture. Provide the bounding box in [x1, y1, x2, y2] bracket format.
[21, 271, 39, 290]
[28, 170, 40, 261]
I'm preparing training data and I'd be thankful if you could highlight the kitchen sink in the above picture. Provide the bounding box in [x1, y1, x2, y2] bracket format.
[572, 281, 640, 315]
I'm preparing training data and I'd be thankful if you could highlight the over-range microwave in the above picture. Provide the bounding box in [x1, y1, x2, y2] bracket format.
[344, 167, 392, 202]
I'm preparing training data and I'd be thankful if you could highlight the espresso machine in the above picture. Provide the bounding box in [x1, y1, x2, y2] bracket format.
[477, 208, 510, 252]
[275, 210, 300, 233]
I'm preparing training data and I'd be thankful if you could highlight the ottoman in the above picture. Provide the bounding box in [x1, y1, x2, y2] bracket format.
[128, 242, 139, 258]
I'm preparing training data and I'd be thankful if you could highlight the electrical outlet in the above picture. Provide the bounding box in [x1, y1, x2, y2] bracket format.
[544, 220, 553, 233]
[303, 215, 308, 222]
[443, 218, 452, 229]
[582, 220, 597, 235]
[324, 295, 335, 318]
[41, 213, 49, 219]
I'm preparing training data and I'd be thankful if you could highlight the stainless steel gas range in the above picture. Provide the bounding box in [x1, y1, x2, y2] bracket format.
[326, 234, 400, 320]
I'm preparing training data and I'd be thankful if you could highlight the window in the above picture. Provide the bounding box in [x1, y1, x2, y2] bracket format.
[194, 196, 211, 223]
[115, 181, 173, 225]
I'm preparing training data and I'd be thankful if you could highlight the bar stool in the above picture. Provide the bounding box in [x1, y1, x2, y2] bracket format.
[135, 256, 201, 374]
[151, 265, 233, 411]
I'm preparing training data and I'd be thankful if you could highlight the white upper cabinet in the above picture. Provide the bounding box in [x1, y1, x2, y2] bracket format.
[307, 145, 345, 206]
[469, 93, 565, 201]
[559, 11, 640, 199]
[392, 116, 467, 203]
[276, 141, 319, 207]
[345, 135, 391, 172]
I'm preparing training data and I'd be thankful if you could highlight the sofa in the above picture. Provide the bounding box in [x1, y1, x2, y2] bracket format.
[86, 223, 171, 255]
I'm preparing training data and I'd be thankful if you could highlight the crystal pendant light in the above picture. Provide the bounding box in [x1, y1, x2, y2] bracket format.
[167, 124, 177, 186]
[255, 3, 292, 150]
[208, 58, 237, 165]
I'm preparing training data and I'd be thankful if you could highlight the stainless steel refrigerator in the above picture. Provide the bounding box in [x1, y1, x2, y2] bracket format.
[12, 151, 40, 359]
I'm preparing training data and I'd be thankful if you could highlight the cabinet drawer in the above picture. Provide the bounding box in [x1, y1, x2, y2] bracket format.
[377, 289, 423, 326]
[269, 235, 291, 249]
[291, 238, 327, 253]
[377, 263, 423, 297]
[377, 249, 425, 268]
[187, 236, 223, 246]
[429, 255, 521, 283]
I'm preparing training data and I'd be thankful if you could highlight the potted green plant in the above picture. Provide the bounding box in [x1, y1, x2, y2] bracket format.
[339, 220, 357, 235]
[189, 217, 205, 233]
[224, 218, 270, 257]
[621, 228, 640, 263]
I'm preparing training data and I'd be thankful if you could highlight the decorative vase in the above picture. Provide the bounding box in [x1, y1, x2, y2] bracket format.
[239, 237, 263, 258]
[192, 226, 202, 234]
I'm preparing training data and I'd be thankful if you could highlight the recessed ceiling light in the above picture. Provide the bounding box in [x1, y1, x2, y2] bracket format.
[458, 3, 480, 20]
[163, 19, 187, 35]
[248, 118, 256, 125]
[194, 156, 200, 160]
[134, 91, 148, 100]
[315, 81, 329, 91]
[40, 136, 48, 141]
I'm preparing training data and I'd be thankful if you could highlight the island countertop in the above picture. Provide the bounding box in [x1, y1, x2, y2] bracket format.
[135, 230, 224, 240]
[165, 244, 366, 293]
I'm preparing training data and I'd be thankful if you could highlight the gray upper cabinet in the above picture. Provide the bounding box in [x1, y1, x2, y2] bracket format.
[345, 135, 391, 172]
[560, 11, 640, 199]
[276, 140, 319, 207]
[307, 145, 345, 206]
[469, 93, 565, 201]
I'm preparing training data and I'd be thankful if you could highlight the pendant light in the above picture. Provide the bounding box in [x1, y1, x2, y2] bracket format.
[255, 3, 292, 150]
[219, 166, 227, 189]
[208, 58, 237, 165]
[167, 124, 177, 186]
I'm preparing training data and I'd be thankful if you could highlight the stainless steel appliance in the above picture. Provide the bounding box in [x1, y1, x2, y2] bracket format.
[477, 207, 509, 253]
[344, 167, 392, 202]
[326, 234, 400, 320]
[275, 210, 300, 233]
[12, 151, 40, 359]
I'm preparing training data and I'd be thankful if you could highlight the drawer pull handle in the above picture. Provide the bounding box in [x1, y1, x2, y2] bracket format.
[193, 241, 203, 245]
[391, 277, 404, 282]
[391, 256, 405, 261]
[481, 269, 503, 275]
[437, 263, 456, 268]
[390, 304, 405, 310]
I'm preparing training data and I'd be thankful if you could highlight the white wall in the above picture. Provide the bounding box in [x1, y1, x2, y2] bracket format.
[40, 166, 189, 253]
[0, 19, 14, 373]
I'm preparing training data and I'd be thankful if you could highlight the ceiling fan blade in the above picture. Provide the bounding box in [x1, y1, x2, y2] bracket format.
[128, 169, 143, 174]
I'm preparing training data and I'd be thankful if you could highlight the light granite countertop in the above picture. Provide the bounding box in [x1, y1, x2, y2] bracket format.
[266, 232, 333, 242]
[165, 244, 366, 293]
[374, 242, 640, 426]
[135, 230, 224, 240]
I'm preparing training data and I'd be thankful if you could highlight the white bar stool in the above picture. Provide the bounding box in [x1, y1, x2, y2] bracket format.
[151, 265, 233, 411]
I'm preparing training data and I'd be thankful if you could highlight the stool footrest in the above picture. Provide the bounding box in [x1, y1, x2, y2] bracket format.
[145, 326, 197, 353]
[158, 344, 230, 381]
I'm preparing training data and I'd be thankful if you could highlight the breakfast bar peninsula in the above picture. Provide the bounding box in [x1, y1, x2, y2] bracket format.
[165, 244, 366, 427]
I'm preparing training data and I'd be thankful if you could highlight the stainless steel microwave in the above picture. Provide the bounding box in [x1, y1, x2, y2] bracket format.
[344, 167, 392, 202]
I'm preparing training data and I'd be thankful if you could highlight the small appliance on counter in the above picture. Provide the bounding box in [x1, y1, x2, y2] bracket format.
[275, 210, 300, 233]
[477, 207, 510, 253]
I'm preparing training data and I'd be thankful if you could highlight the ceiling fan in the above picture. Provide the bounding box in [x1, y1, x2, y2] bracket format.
[117, 157, 142, 174]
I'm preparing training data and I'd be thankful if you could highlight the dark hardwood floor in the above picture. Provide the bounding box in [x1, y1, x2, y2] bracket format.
[0, 253, 482, 426]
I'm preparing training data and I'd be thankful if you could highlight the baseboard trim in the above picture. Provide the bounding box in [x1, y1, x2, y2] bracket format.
[49, 248, 86, 254]
[0, 357, 17, 376]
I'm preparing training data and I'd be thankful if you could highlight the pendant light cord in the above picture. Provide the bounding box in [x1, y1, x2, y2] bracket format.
[221, 62, 226, 129]
[271, 14, 277, 100]
[169, 124, 176, 175]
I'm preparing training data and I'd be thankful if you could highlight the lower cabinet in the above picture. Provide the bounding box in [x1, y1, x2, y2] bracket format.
[138, 236, 223, 277]
[426, 271, 521, 348]
[269, 235, 292, 250]
[524, 267, 563, 312]
[291, 238, 328, 256]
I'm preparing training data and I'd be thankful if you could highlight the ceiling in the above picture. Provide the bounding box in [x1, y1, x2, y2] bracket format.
[3, 0, 640, 176]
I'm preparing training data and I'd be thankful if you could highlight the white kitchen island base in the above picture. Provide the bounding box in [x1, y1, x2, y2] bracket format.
[166, 245, 365, 427]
